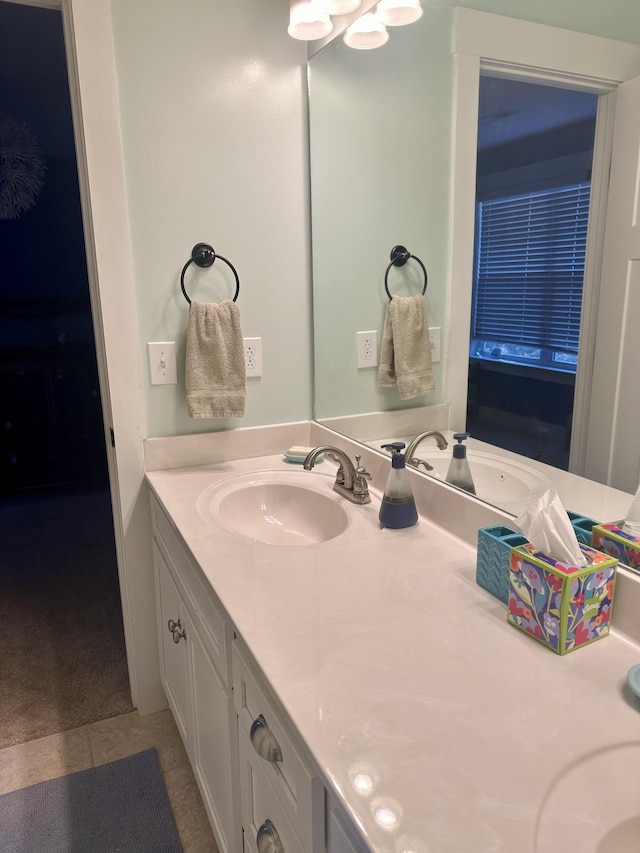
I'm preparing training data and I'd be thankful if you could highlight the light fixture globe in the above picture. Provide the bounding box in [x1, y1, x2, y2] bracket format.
[343, 13, 389, 49]
[312, 0, 361, 14]
[288, 1, 333, 40]
[376, 0, 423, 26]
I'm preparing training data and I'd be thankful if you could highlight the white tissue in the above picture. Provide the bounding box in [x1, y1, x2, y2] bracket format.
[515, 488, 587, 567]
[622, 481, 640, 537]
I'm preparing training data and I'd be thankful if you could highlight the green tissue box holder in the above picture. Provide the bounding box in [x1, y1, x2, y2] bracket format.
[566, 511, 599, 546]
[476, 526, 528, 604]
[507, 544, 617, 654]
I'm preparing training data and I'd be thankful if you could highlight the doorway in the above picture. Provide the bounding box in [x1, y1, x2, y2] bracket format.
[0, 1, 132, 748]
[466, 76, 598, 469]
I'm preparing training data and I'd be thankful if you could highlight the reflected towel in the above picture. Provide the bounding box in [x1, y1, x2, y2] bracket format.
[185, 300, 246, 418]
[377, 294, 434, 399]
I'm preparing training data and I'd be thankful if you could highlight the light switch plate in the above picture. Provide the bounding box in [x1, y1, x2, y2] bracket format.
[148, 341, 177, 385]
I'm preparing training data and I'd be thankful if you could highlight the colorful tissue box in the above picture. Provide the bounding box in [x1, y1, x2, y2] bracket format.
[476, 526, 528, 604]
[592, 522, 640, 571]
[507, 544, 617, 654]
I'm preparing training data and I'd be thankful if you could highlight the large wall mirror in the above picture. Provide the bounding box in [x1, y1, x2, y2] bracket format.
[309, 1, 640, 521]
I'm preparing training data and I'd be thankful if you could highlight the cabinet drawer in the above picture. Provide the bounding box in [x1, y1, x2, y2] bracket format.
[233, 642, 322, 851]
[239, 732, 305, 853]
[150, 494, 232, 686]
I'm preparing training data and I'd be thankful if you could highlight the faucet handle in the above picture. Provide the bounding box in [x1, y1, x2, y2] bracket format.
[354, 455, 372, 480]
[353, 455, 372, 503]
[326, 452, 346, 485]
[411, 457, 434, 472]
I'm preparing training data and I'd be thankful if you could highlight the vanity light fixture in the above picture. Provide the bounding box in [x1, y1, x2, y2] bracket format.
[312, 0, 361, 14]
[376, 0, 423, 26]
[288, 0, 333, 40]
[343, 12, 389, 49]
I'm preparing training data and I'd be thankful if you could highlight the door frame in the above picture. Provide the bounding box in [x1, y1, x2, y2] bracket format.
[446, 8, 640, 477]
[3, 0, 165, 712]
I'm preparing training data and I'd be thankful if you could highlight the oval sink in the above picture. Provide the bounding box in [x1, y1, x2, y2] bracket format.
[535, 742, 640, 853]
[197, 470, 350, 546]
[406, 448, 553, 514]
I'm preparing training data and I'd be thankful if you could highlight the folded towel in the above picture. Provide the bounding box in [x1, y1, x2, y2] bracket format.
[185, 300, 246, 418]
[377, 294, 435, 399]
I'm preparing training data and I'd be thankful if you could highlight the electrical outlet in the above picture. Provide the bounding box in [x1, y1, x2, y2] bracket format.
[429, 327, 441, 363]
[243, 337, 262, 377]
[356, 330, 378, 368]
[147, 341, 177, 385]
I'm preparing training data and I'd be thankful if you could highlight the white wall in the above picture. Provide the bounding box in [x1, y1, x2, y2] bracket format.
[110, 0, 312, 439]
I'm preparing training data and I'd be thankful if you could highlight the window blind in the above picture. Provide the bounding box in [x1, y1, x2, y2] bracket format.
[472, 182, 591, 354]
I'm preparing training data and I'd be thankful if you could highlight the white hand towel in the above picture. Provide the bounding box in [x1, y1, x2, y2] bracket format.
[377, 294, 435, 399]
[185, 300, 246, 418]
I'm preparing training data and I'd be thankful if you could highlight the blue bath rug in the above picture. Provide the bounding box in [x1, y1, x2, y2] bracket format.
[0, 748, 182, 852]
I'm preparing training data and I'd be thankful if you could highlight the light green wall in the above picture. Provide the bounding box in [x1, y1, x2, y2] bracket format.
[311, 0, 640, 421]
[110, 0, 313, 438]
[311, 5, 453, 418]
[109, 0, 640, 437]
[455, 0, 640, 44]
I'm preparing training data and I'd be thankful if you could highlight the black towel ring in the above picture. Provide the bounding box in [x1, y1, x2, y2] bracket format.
[180, 242, 240, 305]
[384, 245, 427, 301]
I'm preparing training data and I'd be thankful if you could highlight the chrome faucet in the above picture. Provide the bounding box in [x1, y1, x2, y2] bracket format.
[303, 446, 372, 505]
[404, 430, 448, 471]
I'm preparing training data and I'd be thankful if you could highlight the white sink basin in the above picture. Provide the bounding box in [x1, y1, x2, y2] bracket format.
[535, 742, 640, 853]
[407, 448, 553, 514]
[196, 470, 350, 546]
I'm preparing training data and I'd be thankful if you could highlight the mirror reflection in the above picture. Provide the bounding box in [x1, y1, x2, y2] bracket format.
[309, 1, 640, 520]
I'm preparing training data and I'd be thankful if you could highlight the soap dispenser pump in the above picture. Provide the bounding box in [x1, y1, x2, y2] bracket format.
[379, 442, 418, 529]
[446, 433, 476, 495]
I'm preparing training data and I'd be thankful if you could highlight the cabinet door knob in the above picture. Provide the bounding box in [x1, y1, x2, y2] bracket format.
[168, 618, 186, 643]
[250, 714, 283, 763]
[257, 819, 284, 853]
[172, 626, 186, 644]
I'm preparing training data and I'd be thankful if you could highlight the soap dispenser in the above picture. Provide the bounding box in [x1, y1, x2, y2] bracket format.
[379, 442, 418, 529]
[446, 433, 476, 495]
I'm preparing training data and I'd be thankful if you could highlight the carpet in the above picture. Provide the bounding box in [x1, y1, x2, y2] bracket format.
[0, 485, 134, 748]
[0, 748, 182, 852]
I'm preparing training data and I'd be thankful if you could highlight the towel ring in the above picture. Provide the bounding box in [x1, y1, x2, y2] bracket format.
[384, 245, 427, 301]
[180, 243, 240, 305]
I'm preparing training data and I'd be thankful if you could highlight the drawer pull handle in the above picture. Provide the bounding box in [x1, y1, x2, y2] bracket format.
[167, 618, 186, 644]
[250, 714, 283, 763]
[257, 819, 284, 853]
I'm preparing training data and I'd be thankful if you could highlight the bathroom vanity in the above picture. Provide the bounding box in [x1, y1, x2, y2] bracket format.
[145, 428, 640, 853]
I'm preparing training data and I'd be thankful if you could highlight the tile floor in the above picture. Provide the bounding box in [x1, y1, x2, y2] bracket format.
[0, 708, 219, 853]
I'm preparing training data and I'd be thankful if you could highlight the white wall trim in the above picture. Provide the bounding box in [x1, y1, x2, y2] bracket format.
[453, 8, 640, 83]
[59, 0, 163, 713]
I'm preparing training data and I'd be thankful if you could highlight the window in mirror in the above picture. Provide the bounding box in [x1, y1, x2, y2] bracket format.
[467, 76, 598, 471]
[471, 181, 591, 375]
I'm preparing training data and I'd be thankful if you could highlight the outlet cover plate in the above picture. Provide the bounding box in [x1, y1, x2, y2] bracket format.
[243, 337, 262, 377]
[356, 330, 378, 368]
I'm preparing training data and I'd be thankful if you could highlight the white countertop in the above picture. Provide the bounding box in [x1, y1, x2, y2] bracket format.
[146, 451, 640, 853]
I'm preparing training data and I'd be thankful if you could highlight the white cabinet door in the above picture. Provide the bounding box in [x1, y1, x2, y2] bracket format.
[154, 542, 190, 745]
[189, 617, 239, 853]
[326, 799, 368, 853]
